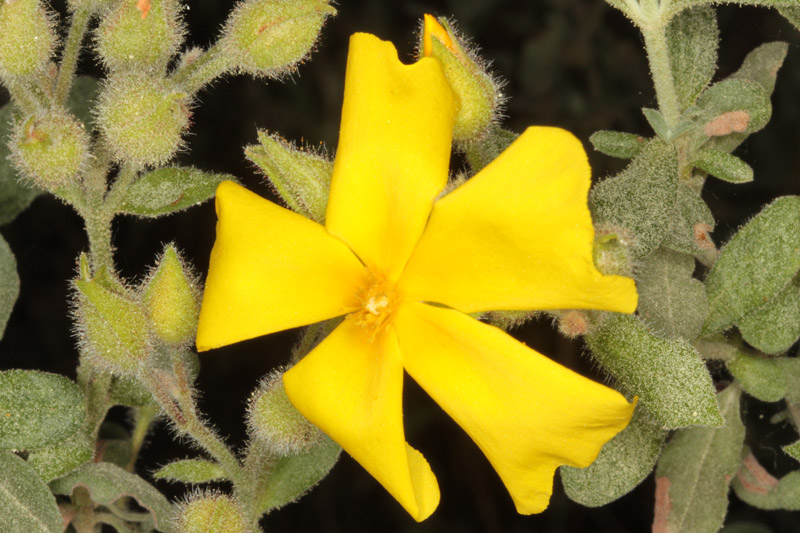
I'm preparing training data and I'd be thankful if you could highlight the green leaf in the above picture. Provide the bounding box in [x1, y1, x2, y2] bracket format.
[693, 149, 754, 184]
[561, 406, 667, 506]
[703, 196, 800, 334]
[637, 248, 708, 340]
[0, 450, 62, 533]
[666, 0, 800, 21]
[586, 314, 723, 429]
[590, 139, 678, 259]
[654, 385, 745, 533]
[667, 6, 719, 108]
[27, 430, 93, 482]
[154, 459, 227, 484]
[119, 166, 237, 218]
[737, 276, 800, 355]
[0, 234, 19, 338]
[256, 436, 340, 513]
[695, 78, 772, 153]
[50, 462, 173, 530]
[729, 42, 789, 94]
[464, 126, 518, 173]
[662, 182, 716, 257]
[784, 440, 800, 461]
[726, 351, 786, 402]
[589, 130, 646, 159]
[780, 7, 800, 31]
[109, 375, 155, 408]
[642, 107, 670, 139]
[0, 370, 85, 450]
[65, 76, 100, 133]
[0, 105, 40, 226]
[733, 450, 800, 511]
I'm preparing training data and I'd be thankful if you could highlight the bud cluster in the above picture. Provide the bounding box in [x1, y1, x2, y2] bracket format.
[0, 0, 57, 82]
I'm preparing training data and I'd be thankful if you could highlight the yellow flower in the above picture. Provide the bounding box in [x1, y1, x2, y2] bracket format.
[196, 32, 638, 522]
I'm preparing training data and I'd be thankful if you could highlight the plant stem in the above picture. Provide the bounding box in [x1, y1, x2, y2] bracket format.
[83, 210, 115, 274]
[170, 44, 230, 95]
[56, 7, 92, 106]
[104, 163, 140, 213]
[639, 15, 682, 129]
[125, 404, 159, 472]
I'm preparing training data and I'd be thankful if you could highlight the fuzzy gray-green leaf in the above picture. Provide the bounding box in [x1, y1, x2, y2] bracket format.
[637, 248, 708, 340]
[27, 430, 93, 482]
[780, 7, 800, 31]
[703, 196, 800, 334]
[654, 385, 745, 533]
[667, 6, 718, 108]
[662, 182, 715, 256]
[50, 461, 173, 530]
[696, 78, 772, 153]
[784, 441, 800, 461]
[726, 351, 786, 402]
[586, 314, 722, 429]
[0, 105, 40, 226]
[693, 149, 754, 184]
[561, 406, 667, 506]
[590, 139, 678, 259]
[0, 370, 85, 450]
[154, 458, 227, 484]
[737, 276, 800, 355]
[642, 107, 670, 139]
[729, 42, 789, 94]
[589, 130, 646, 159]
[733, 452, 800, 511]
[0, 234, 19, 338]
[119, 166, 237, 218]
[0, 450, 61, 533]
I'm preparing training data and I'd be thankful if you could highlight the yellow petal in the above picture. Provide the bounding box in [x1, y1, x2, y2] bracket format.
[325, 33, 456, 280]
[394, 302, 635, 514]
[399, 126, 637, 314]
[283, 319, 439, 521]
[422, 14, 455, 57]
[196, 181, 366, 351]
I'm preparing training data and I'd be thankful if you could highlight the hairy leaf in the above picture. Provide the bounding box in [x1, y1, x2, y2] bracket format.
[0, 234, 19, 338]
[693, 149, 754, 184]
[780, 7, 800, 31]
[729, 42, 789, 94]
[27, 430, 93, 482]
[154, 459, 227, 484]
[662, 182, 715, 256]
[667, 6, 718, 108]
[726, 351, 786, 402]
[589, 130, 646, 159]
[737, 276, 800, 355]
[695, 78, 772, 153]
[0, 450, 61, 533]
[733, 451, 800, 511]
[784, 441, 800, 462]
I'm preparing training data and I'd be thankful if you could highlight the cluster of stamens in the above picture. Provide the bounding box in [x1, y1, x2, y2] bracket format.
[349, 270, 399, 341]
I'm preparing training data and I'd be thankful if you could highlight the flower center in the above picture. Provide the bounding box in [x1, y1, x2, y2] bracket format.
[349, 270, 399, 341]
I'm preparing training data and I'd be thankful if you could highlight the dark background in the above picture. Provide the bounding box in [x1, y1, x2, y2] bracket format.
[2, 0, 800, 531]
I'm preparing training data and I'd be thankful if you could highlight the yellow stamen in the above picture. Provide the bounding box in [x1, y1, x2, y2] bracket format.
[349, 270, 399, 341]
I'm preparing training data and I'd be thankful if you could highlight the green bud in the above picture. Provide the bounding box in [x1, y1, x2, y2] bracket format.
[175, 492, 249, 533]
[141, 244, 200, 346]
[247, 369, 321, 456]
[11, 110, 90, 191]
[95, 0, 185, 74]
[67, 0, 116, 13]
[592, 229, 634, 277]
[72, 270, 151, 374]
[220, 0, 336, 77]
[420, 15, 500, 144]
[0, 0, 56, 80]
[245, 131, 332, 223]
[97, 73, 191, 166]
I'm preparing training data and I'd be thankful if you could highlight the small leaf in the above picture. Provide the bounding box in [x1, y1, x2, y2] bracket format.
[729, 42, 789, 94]
[0, 234, 19, 338]
[642, 107, 670, 139]
[27, 430, 94, 482]
[726, 351, 786, 402]
[50, 462, 173, 530]
[637, 248, 708, 340]
[693, 149, 754, 184]
[737, 276, 800, 355]
[667, 6, 719, 108]
[589, 130, 646, 159]
[0, 370, 85, 450]
[662, 182, 716, 256]
[561, 406, 667, 506]
[586, 314, 722, 429]
[154, 459, 227, 484]
[695, 78, 772, 153]
[703, 196, 800, 334]
[780, 7, 800, 31]
[119, 166, 237, 218]
[733, 450, 800, 511]
[784, 440, 800, 462]
[0, 105, 40, 225]
[590, 139, 678, 259]
[256, 436, 340, 513]
[0, 450, 62, 533]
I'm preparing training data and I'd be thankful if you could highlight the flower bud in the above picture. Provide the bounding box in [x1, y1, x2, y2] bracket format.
[95, 0, 185, 74]
[556, 310, 590, 338]
[0, 0, 56, 80]
[175, 492, 249, 533]
[97, 73, 190, 166]
[72, 264, 151, 375]
[420, 14, 501, 144]
[219, 0, 336, 77]
[245, 131, 332, 223]
[141, 244, 200, 346]
[11, 110, 90, 191]
[247, 369, 321, 456]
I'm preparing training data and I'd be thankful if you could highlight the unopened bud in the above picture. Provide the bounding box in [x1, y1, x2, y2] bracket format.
[593, 229, 635, 277]
[420, 14, 500, 144]
[11, 110, 90, 190]
[95, 0, 185, 74]
[245, 131, 332, 223]
[97, 73, 190, 165]
[175, 492, 249, 533]
[0, 0, 56, 80]
[72, 265, 151, 375]
[557, 310, 590, 338]
[220, 0, 336, 77]
[142, 245, 200, 346]
[247, 369, 321, 456]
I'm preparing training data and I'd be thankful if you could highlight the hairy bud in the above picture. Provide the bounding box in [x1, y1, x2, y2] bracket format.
[219, 0, 336, 77]
[175, 492, 250, 533]
[97, 73, 191, 165]
[0, 0, 56, 80]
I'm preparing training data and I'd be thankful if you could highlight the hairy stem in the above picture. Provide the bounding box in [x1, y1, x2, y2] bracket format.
[170, 44, 230, 95]
[55, 7, 92, 106]
[639, 16, 682, 129]
[104, 164, 140, 213]
[125, 404, 159, 472]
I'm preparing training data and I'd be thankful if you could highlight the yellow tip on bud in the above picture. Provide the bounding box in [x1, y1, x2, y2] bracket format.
[422, 14, 454, 57]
